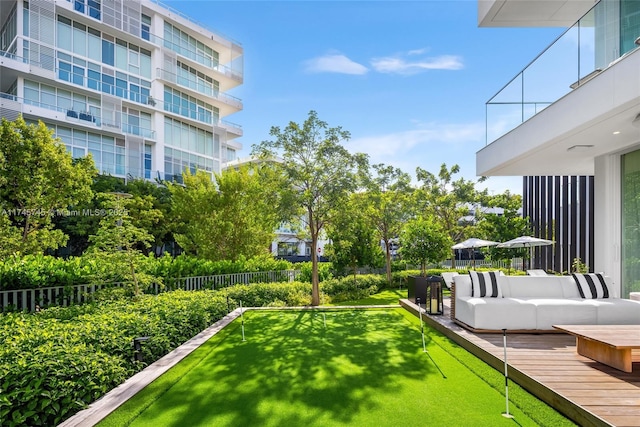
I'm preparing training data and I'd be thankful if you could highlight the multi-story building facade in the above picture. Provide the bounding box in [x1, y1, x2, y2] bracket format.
[477, 0, 640, 297]
[0, 0, 242, 182]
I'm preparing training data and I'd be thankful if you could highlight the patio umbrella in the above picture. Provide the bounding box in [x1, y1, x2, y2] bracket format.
[496, 236, 554, 270]
[451, 238, 500, 268]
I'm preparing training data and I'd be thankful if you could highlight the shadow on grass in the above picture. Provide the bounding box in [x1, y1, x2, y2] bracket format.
[123, 309, 440, 426]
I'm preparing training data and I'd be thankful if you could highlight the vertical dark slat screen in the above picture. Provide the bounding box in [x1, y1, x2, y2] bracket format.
[522, 175, 594, 273]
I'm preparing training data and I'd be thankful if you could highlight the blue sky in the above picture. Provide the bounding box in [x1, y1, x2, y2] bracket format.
[164, 0, 565, 195]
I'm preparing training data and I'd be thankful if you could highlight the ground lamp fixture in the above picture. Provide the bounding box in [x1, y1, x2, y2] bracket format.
[133, 336, 150, 362]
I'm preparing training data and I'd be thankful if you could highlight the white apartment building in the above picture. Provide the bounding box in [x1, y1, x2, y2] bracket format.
[477, 0, 640, 297]
[0, 0, 242, 182]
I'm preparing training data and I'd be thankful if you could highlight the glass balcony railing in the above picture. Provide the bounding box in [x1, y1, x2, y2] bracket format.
[148, 0, 241, 46]
[485, 0, 638, 144]
[156, 67, 243, 109]
[2, 92, 155, 139]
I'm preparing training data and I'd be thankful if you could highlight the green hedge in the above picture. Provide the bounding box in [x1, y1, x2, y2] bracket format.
[320, 274, 387, 302]
[0, 279, 383, 426]
[0, 254, 295, 291]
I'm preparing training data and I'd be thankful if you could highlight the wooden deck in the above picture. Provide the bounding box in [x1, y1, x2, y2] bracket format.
[401, 298, 640, 427]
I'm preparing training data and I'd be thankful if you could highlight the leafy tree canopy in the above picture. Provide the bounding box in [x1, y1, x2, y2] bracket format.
[0, 117, 96, 256]
[399, 215, 452, 276]
[252, 110, 368, 305]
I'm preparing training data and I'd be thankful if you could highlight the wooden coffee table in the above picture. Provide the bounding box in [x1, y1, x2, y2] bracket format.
[553, 325, 640, 373]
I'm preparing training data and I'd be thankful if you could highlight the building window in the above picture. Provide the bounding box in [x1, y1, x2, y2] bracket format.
[144, 144, 152, 178]
[102, 39, 114, 65]
[58, 61, 71, 82]
[278, 242, 298, 256]
[88, 0, 100, 20]
[141, 14, 150, 41]
[622, 149, 640, 298]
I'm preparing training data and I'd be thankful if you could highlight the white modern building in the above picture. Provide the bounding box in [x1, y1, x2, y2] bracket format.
[0, 0, 242, 182]
[478, 0, 640, 297]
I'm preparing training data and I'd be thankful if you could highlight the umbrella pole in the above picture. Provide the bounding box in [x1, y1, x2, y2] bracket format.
[472, 248, 476, 270]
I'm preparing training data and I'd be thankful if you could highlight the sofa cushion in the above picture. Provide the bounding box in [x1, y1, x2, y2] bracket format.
[572, 273, 610, 299]
[469, 271, 502, 298]
[453, 274, 472, 297]
[455, 297, 537, 330]
[502, 276, 565, 298]
[527, 298, 598, 330]
[580, 298, 640, 324]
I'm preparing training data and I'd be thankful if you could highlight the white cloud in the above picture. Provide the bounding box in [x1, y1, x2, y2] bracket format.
[304, 53, 369, 75]
[371, 51, 463, 75]
[346, 122, 483, 160]
[407, 48, 428, 56]
[342, 121, 523, 194]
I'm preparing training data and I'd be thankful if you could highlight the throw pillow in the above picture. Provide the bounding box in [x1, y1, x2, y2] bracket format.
[469, 271, 502, 298]
[572, 273, 610, 299]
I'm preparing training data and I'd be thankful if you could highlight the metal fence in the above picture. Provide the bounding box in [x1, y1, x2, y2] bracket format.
[0, 270, 301, 312]
[438, 258, 524, 270]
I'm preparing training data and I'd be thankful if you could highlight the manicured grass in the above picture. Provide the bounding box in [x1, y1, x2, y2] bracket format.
[328, 288, 406, 306]
[98, 308, 574, 427]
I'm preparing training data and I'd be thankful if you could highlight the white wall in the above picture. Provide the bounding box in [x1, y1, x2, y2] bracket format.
[594, 153, 621, 292]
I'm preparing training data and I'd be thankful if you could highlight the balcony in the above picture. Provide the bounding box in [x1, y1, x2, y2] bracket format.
[479, 1, 640, 177]
[156, 67, 243, 113]
[485, 0, 633, 145]
[2, 92, 155, 140]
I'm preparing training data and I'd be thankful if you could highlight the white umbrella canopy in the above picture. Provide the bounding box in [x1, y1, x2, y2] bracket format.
[452, 238, 500, 269]
[452, 238, 500, 250]
[496, 236, 554, 270]
[496, 236, 554, 249]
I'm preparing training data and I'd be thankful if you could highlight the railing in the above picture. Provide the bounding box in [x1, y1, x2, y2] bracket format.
[156, 67, 243, 109]
[485, 0, 633, 144]
[0, 270, 301, 312]
[439, 258, 524, 270]
[2, 92, 156, 139]
[219, 119, 243, 136]
[148, 0, 242, 46]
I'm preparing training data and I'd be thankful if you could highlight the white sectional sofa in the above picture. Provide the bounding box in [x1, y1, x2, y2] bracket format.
[452, 273, 640, 332]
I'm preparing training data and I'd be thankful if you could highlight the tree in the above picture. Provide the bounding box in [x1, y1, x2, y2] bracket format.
[56, 176, 171, 256]
[399, 216, 452, 276]
[415, 163, 487, 267]
[85, 194, 155, 296]
[169, 165, 281, 261]
[0, 117, 96, 256]
[362, 163, 413, 285]
[477, 191, 531, 268]
[253, 110, 368, 305]
[326, 193, 384, 277]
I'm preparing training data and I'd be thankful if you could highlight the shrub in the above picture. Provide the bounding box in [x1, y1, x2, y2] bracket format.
[220, 282, 312, 307]
[320, 274, 387, 303]
[295, 261, 333, 283]
[0, 254, 296, 291]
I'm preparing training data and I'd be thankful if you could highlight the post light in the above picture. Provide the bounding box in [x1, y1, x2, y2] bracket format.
[426, 275, 444, 315]
[133, 336, 150, 362]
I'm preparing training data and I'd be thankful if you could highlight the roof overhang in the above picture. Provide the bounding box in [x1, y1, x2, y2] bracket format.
[478, 0, 596, 27]
[477, 48, 640, 176]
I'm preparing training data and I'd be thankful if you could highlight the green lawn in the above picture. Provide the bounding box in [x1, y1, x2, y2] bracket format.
[98, 308, 574, 427]
[328, 288, 406, 306]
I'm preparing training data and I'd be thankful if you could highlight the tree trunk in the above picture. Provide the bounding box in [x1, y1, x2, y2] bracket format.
[384, 238, 392, 286]
[311, 233, 320, 306]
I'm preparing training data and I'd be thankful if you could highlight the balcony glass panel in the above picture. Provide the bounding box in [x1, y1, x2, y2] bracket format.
[486, 2, 626, 144]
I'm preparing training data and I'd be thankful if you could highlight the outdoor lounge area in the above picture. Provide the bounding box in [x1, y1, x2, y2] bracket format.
[400, 296, 640, 427]
[450, 272, 640, 332]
